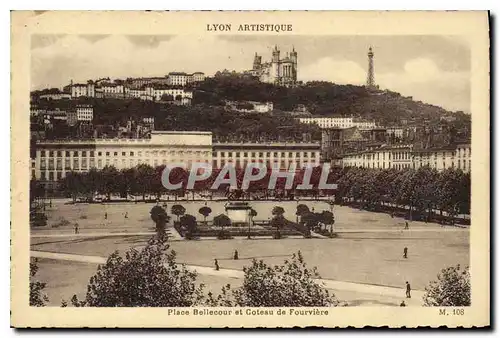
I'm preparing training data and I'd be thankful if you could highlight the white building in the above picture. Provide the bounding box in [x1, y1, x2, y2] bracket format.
[39, 93, 72, 100]
[342, 145, 413, 170]
[252, 102, 274, 113]
[33, 131, 213, 182]
[212, 142, 321, 170]
[189, 72, 206, 83]
[167, 72, 189, 86]
[298, 116, 377, 130]
[33, 132, 323, 183]
[386, 127, 404, 138]
[76, 105, 93, 121]
[342, 143, 471, 173]
[71, 82, 95, 98]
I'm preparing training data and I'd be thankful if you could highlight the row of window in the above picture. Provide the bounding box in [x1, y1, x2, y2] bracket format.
[39, 150, 319, 159]
[40, 150, 212, 158]
[213, 151, 317, 158]
[344, 160, 471, 171]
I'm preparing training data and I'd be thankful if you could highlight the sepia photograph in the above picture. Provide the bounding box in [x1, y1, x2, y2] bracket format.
[10, 11, 490, 328]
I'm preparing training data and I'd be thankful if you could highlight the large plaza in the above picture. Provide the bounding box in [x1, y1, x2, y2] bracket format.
[30, 199, 469, 307]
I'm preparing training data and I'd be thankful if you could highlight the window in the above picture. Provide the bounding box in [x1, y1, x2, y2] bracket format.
[106, 152, 110, 156]
[57, 151, 62, 157]
[98, 151, 102, 156]
[145, 151, 150, 157]
[243, 152, 248, 158]
[122, 152, 126, 156]
[56, 159, 62, 170]
[138, 151, 142, 157]
[73, 159, 79, 169]
[303, 152, 308, 158]
[41, 151, 46, 157]
[251, 152, 256, 157]
[259, 152, 263, 157]
[49, 151, 54, 157]
[82, 151, 86, 157]
[40, 160, 46, 170]
[82, 159, 88, 169]
[273, 152, 278, 157]
[56, 172, 62, 180]
[288, 152, 293, 157]
[98, 159, 102, 169]
[41, 172, 46, 180]
[48, 172, 54, 181]
[114, 152, 118, 156]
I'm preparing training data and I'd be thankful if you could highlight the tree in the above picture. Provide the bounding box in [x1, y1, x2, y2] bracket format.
[301, 212, 319, 231]
[171, 204, 186, 221]
[180, 214, 198, 239]
[213, 214, 231, 234]
[272, 206, 285, 218]
[99, 165, 119, 201]
[150, 205, 170, 239]
[319, 210, 334, 232]
[269, 215, 285, 239]
[296, 204, 310, 223]
[30, 259, 49, 306]
[198, 206, 212, 224]
[423, 265, 470, 306]
[68, 238, 205, 307]
[206, 251, 337, 307]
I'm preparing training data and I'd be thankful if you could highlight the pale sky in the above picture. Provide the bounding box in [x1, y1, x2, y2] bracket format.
[31, 34, 471, 113]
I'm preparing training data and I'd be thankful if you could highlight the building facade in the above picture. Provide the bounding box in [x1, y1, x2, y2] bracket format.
[70, 82, 95, 98]
[212, 142, 320, 170]
[342, 143, 471, 172]
[33, 131, 213, 182]
[33, 132, 322, 183]
[76, 105, 93, 122]
[251, 46, 297, 86]
[298, 116, 378, 130]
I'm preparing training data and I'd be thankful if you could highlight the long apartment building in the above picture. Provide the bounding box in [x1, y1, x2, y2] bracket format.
[298, 116, 378, 130]
[32, 131, 321, 183]
[341, 143, 471, 172]
[212, 142, 320, 170]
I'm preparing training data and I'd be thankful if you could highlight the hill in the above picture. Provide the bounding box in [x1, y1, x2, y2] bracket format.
[191, 77, 469, 126]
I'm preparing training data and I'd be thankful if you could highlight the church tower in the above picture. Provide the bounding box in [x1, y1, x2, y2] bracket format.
[271, 45, 281, 82]
[253, 52, 262, 70]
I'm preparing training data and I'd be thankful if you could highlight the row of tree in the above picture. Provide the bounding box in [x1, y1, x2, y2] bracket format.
[334, 166, 471, 220]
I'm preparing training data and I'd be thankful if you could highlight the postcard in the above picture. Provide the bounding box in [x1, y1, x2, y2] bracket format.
[11, 10, 490, 328]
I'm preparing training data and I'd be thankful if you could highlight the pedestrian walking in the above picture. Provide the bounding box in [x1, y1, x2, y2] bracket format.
[214, 259, 220, 271]
[405, 281, 411, 298]
[233, 250, 239, 260]
[74, 223, 79, 234]
[400, 301, 406, 307]
[403, 247, 408, 259]
[104, 212, 108, 220]
[124, 212, 128, 219]
[404, 221, 409, 230]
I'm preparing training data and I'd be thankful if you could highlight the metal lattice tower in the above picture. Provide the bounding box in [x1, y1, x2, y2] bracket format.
[367, 47, 375, 88]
